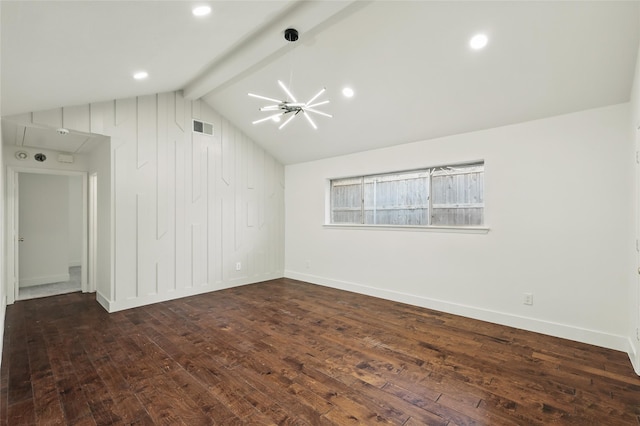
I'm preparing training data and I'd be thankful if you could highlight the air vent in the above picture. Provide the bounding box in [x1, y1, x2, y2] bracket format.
[193, 119, 214, 136]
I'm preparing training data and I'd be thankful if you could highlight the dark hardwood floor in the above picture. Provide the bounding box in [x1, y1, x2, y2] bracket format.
[1, 278, 639, 425]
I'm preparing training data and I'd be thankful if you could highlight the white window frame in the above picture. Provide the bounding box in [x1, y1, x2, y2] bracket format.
[325, 161, 489, 233]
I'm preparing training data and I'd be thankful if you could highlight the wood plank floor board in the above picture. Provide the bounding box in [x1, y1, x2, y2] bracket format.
[2, 278, 640, 425]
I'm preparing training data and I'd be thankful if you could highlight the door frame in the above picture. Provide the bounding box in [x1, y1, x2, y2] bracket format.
[6, 167, 90, 304]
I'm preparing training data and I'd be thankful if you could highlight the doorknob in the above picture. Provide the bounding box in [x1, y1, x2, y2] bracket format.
[18, 237, 24, 242]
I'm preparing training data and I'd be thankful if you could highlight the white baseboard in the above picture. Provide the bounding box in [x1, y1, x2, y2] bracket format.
[285, 270, 630, 355]
[97, 271, 284, 313]
[20, 273, 70, 288]
[628, 338, 640, 375]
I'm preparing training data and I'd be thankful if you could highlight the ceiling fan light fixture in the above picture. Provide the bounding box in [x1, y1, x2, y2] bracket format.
[303, 112, 318, 130]
[279, 113, 298, 130]
[248, 28, 332, 130]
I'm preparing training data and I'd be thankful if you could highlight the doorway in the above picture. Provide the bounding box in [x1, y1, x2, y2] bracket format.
[6, 168, 89, 304]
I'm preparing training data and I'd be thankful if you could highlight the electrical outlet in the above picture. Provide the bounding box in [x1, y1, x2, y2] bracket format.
[523, 293, 533, 306]
[235, 262, 241, 271]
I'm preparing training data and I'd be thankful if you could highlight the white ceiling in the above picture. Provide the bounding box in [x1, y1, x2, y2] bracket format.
[2, 1, 639, 164]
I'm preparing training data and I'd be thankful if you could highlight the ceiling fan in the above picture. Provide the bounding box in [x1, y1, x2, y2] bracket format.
[248, 28, 332, 130]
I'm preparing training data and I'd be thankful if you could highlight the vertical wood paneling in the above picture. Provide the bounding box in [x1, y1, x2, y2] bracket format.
[235, 133, 245, 252]
[247, 201, 256, 228]
[89, 101, 114, 135]
[136, 191, 156, 297]
[166, 95, 181, 294]
[62, 104, 90, 133]
[255, 146, 265, 229]
[174, 138, 186, 291]
[221, 196, 233, 282]
[32, 108, 63, 128]
[114, 143, 137, 301]
[192, 133, 204, 203]
[175, 91, 185, 131]
[136, 194, 142, 297]
[156, 93, 169, 239]
[24, 90, 284, 311]
[115, 98, 135, 127]
[155, 262, 160, 295]
[221, 119, 233, 186]
[247, 138, 255, 189]
[191, 224, 201, 287]
[136, 95, 157, 169]
[208, 125, 223, 286]
[192, 99, 201, 120]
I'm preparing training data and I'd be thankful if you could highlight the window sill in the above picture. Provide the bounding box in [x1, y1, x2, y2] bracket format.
[322, 224, 490, 234]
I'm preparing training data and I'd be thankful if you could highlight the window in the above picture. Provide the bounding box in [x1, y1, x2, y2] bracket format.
[330, 162, 484, 227]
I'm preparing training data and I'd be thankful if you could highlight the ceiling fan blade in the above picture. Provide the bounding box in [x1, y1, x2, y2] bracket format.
[306, 100, 329, 109]
[252, 112, 284, 125]
[278, 112, 298, 130]
[304, 107, 333, 118]
[277, 80, 298, 103]
[303, 111, 318, 130]
[259, 105, 281, 111]
[248, 93, 283, 103]
[305, 87, 326, 106]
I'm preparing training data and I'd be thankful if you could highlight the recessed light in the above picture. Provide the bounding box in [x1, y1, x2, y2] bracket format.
[342, 87, 354, 98]
[192, 5, 211, 17]
[470, 33, 488, 50]
[133, 71, 148, 80]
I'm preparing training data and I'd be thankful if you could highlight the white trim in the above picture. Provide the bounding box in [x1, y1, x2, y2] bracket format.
[285, 270, 630, 354]
[323, 224, 489, 234]
[627, 338, 640, 375]
[98, 271, 284, 313]
[20, 273, 70, 288]
[88, 173, 98, 294]
[0, 296, 6, 370]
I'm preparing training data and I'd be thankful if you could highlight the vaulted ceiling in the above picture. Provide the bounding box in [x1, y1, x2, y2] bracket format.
[2, 1, 639, 164]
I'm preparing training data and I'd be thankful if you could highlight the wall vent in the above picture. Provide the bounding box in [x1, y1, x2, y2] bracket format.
[193, 119, 214, 136]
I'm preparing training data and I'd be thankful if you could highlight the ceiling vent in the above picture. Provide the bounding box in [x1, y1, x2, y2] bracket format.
[193, 119, 214, 136]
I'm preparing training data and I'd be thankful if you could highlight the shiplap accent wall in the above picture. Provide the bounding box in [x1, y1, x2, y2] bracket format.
[24, 91, 284, 312]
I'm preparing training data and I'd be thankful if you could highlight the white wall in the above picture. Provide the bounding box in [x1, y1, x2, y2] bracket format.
[285, 103, 634, 354]
[0, 1, 5, 367]
[17, 91, 285, 312]
[88, 137, 111, 299]
[628, 22, 640, 374]
[18, 173, 70, 286]
[68, 175, 82, 267]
